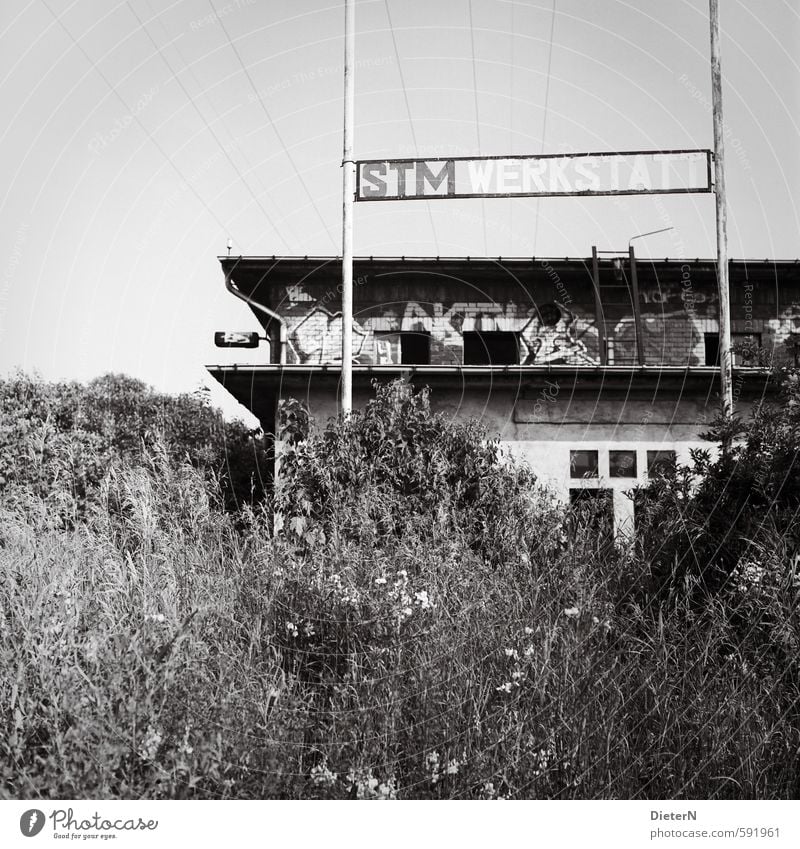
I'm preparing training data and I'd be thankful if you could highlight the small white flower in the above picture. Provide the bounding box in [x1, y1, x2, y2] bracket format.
[563, 606, 580, 617]
[378, 778, 397, 799]
[374, 577, 387, 585]
[495, 682, 513, 693]
[414, 589, 431, 608]
[524, 626, 534, 635]
[310, 761, 338, 787]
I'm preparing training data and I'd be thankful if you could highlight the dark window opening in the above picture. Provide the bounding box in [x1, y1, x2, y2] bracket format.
[570, 449, 599, 479]
[463, 331, 519, 365]
[609, 450, 637, 478]
[400, 332, 431, 364]
[375, 331, 431, 365]
[647, 450, 676, 476]
[704, 333, 720, 366]
[704, 332, 763, 366]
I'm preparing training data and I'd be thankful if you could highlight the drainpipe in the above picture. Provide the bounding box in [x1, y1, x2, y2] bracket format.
[224, 262, 287, 364]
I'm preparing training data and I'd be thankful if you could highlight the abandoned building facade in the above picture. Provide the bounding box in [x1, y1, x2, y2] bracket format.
[209, 254, 799, 534]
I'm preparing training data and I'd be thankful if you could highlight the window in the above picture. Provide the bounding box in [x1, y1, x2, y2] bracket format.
[609, 450, 637, 478]
[704, 333, 719, 366]
[400, 332, 431, 364]
[704, 332, 762, 366]
[375, 331, 431, 365]
[647, 450, 676, 476]
[463, 331, 519, 365]
[570, 449, 599, 478]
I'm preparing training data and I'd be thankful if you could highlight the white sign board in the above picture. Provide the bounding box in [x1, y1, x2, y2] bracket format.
[356, 150, 713, 201]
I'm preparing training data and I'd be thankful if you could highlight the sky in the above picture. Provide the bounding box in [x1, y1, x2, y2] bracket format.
[0, 0, 797, 422]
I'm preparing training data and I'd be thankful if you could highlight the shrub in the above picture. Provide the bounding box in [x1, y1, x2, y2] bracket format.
[0, 372, 270, 513]
[635, 368, 800, 600]
[1, 376, 799, 799]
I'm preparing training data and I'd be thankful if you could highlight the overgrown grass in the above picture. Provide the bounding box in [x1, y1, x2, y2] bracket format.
[1, 379, 799, 799]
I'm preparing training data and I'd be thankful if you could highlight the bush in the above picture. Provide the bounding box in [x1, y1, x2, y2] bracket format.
[1, 377, 799, 799]
[0, 372, 270, 514]
[275, 381, 543, 564]
[636, 368, 800, 600]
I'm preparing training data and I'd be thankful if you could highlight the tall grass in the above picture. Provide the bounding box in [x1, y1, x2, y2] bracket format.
[1, 379, 799, 799]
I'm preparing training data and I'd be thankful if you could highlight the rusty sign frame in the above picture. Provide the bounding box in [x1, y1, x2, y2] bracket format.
[355, 148, 714, 201]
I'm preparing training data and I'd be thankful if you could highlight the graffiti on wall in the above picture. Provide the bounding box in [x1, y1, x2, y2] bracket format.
[283, 285, 601, 365]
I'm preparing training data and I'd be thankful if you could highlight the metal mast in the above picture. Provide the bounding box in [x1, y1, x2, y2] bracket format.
[341, 0, 356, 414]
[710, 0, 733, 416]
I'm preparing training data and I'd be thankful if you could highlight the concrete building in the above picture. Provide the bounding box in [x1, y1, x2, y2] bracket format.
[208, 254, 799, 535]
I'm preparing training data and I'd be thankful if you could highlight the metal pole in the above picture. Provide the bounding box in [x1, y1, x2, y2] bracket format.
[340, 0, 355, 415]
[591, 246, 606, 366]
[710, 0, 733, 417]
[628, 245, 644, 366]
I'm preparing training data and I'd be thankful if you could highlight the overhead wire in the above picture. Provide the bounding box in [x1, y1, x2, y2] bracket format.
[141, 0, 298, 250]
[383, 0, 440, 256]
[126, 1, 294, 252]
[39, 0, 247, 246]
[510, 0, 515, 250]
[467, 0, 488, 255]
[207, 0, 338, 252]
[532, 0, 557, 255]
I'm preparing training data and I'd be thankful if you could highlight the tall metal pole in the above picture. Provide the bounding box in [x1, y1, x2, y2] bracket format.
[628, 245, 644, 366]
[591, 246, 606, 366]
[341, 0, 355, 414]
[710, 0, 733, 417]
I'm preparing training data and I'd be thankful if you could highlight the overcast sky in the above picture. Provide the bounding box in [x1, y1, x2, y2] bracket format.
[0, 0, 797, 420]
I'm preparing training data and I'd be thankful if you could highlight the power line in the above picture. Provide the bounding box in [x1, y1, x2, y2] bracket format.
[383, 0, 439, 255]
[126, 1, 293, 251]
[510, 0, 515, 250]
[141, 0, 296, 249]
[467, 0, 488, 255]
[39, 0, 244, 244]
[532, 0, 557, 255]
[208, 0, 338, 251]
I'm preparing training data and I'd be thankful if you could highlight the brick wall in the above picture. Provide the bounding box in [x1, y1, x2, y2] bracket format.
[228, 258, 800, 368]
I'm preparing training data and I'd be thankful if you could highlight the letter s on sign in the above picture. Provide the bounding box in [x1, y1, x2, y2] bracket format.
[360, 162, 387, 198]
